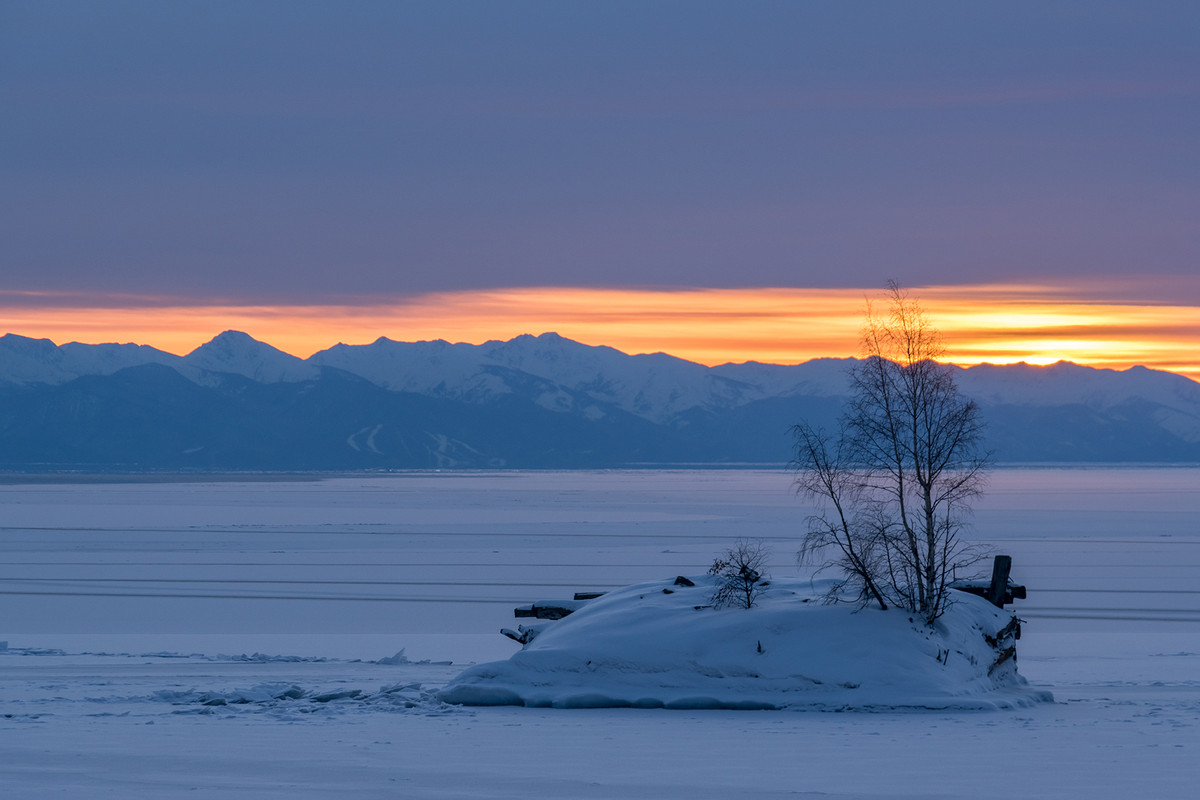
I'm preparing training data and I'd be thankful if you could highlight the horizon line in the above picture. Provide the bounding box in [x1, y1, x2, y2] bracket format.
[3, 327, 1196, 386]
[2, 281, 1197, 383]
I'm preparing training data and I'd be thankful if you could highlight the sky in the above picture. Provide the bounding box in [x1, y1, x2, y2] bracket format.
[2, 2, 1198, 379]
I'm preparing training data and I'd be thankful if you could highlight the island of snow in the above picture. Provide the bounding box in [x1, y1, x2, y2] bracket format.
[438, 575, 1053, 710]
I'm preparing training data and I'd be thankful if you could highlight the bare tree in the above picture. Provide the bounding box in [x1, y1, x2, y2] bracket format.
[708, 539, 770, 610]
[793, 422, 890, 611]
[793, 283, 989, 623]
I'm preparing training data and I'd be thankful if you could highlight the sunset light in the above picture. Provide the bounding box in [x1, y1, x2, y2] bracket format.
[4, 280, 1197, 383]
[6, 4, 1200, 793]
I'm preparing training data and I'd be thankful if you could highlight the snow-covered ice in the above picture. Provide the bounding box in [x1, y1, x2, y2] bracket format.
[1, 469, 1198, 798]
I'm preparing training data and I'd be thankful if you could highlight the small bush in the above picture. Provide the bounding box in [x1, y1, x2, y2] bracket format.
[708, 539, 770, 609]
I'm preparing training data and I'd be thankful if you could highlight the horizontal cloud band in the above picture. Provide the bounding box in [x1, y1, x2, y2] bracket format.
[2, 282, 1197, 382]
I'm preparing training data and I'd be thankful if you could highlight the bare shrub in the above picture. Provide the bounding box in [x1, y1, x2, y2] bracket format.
[709, 539, 770, 610]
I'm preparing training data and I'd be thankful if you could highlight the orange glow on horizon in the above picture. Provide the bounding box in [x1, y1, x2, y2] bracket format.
[1, 282, 1197, 383]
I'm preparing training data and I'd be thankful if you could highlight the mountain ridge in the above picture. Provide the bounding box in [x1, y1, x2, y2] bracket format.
[1, 330, 1198, 468]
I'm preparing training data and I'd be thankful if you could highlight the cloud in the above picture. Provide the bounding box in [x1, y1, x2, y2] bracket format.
[3, 281, 1197, 382]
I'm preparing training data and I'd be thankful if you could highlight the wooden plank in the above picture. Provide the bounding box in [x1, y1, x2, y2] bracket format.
[987, 555, 1013, 608]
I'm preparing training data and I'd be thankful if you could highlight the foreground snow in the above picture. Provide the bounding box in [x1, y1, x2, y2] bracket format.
[1, 632, 1196, 800]
[1, 469, 1197, 798]
[441, 576, 1049, 710]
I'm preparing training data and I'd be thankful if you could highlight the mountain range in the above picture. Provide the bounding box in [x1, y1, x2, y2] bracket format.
[1, 330, 1198, 470]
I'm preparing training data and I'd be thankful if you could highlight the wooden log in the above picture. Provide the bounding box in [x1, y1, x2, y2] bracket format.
[984, 615, 1023, 647]
[988, 645, 1017, 675]
[949, 554, 1024, 608]
[501, 624, 546, 645]
[529, 603, 579, 620]
[513, 600, 588, 620]
[987, 555, 1013, 608]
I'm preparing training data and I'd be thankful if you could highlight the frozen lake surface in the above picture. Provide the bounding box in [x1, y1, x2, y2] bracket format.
[2, 468, 1198, 798]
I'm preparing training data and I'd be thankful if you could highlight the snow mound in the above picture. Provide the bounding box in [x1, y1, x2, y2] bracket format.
[438, 576, 1053, 711]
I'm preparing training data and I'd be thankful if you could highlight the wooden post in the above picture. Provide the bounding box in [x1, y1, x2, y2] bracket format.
[986, 555, 1013, 608]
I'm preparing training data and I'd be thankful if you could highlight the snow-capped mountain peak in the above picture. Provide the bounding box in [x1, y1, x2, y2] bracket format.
[183, 331, 317, 383]
[0, 333, 178, 385]
[3, 329, 1199, 466]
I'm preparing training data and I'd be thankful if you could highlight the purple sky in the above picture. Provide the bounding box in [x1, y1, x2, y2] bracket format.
[3, 1, 1199, 304]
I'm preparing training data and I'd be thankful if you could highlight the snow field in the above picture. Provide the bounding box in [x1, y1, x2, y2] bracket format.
[1, 469, 1198, 798]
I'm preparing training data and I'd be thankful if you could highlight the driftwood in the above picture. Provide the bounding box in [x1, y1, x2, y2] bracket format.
[513, 579, 698, 627]
[985, 612, 1024, 674]
[984, 615, 1023, 647]
[513, 599, 588, 620]
[950, 555, 1026, 608]
[500, 624, 547, 645]
[502, 574, 696, 646]
[506, 593, 602, 644]
[947, 556, 1027, 672]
